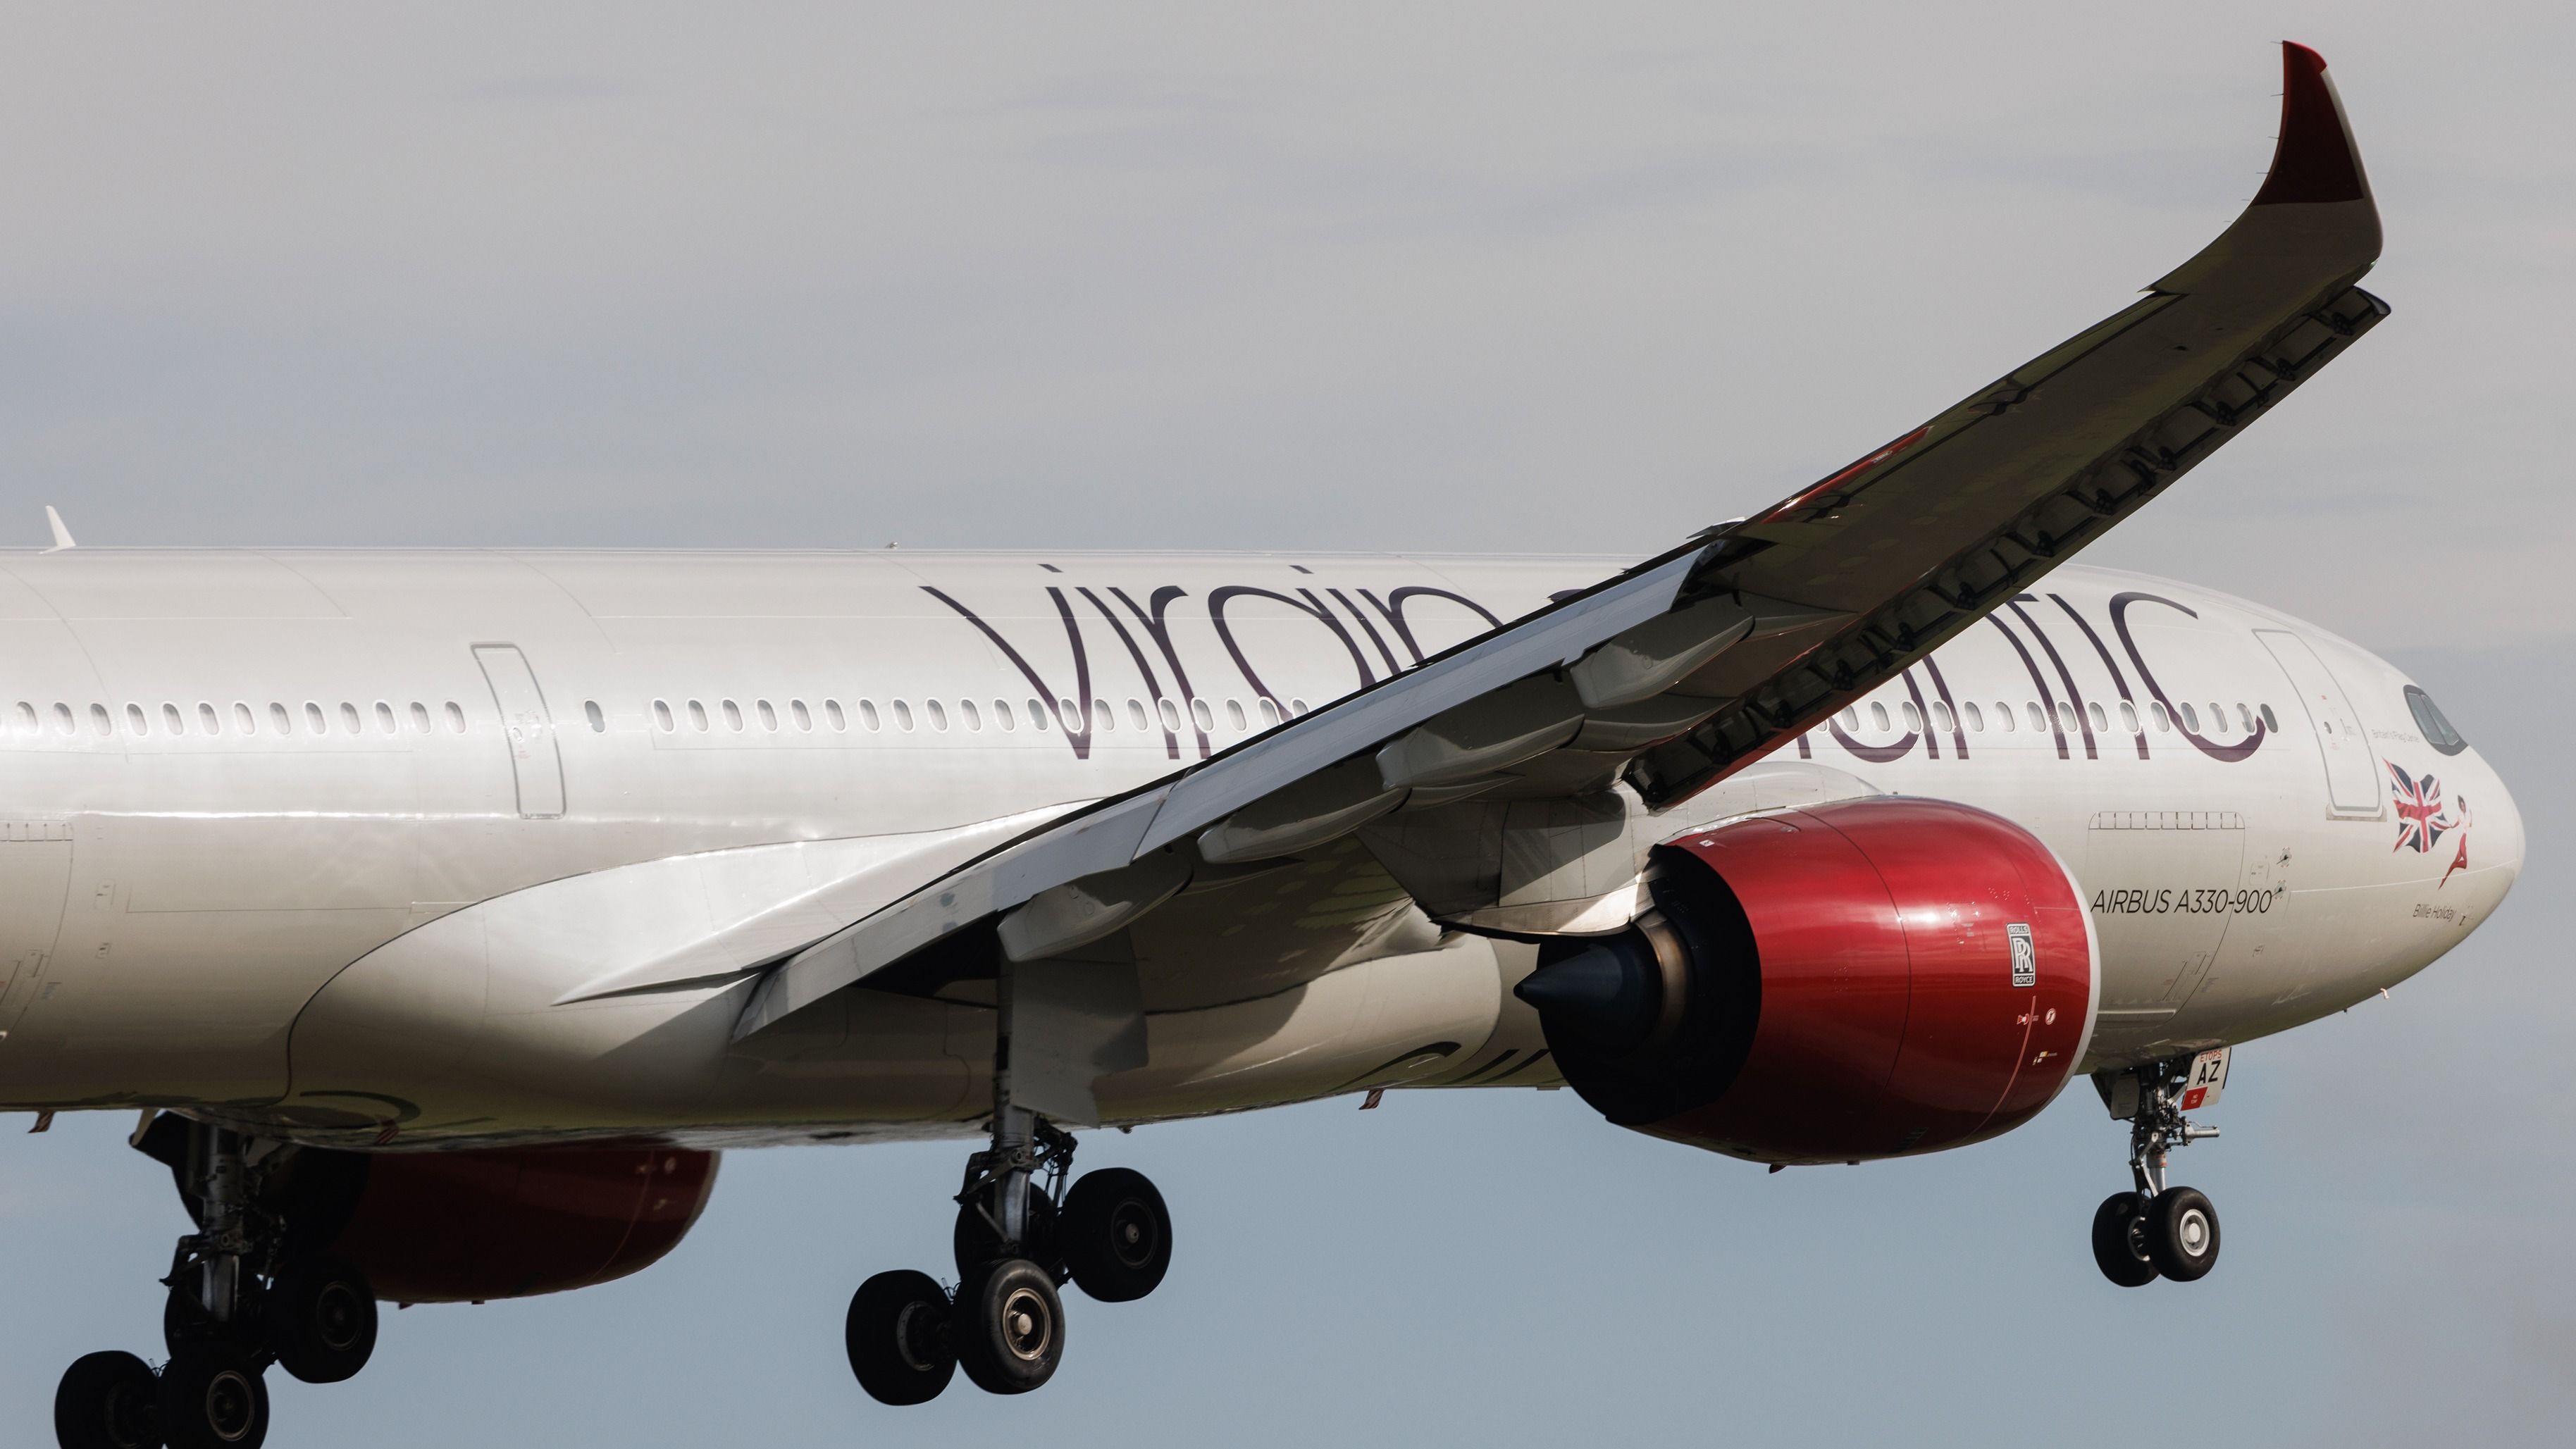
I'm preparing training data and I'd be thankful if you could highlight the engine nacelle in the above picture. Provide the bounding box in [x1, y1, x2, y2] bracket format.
[1517, 797, 2096, 1164]
[269, 1145, 721, 1304]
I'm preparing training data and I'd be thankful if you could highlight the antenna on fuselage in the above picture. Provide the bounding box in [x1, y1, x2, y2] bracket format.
[40, 506, 74, 553]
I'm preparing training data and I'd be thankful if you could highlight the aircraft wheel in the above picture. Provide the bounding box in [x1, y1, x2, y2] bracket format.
[54, 1350, 161, 1449]
[2089, 1192, 2160, 1287]
[846, 1270, 956, 1406]
[1060, 1167, 1172, 1303]
[2145, 1186, 2222, 1282]
[158, 1343, 268, 1449]
[953, 1257, 1063, 1395]
[268, 1255, 378, 1385]
[953, 1182, 1058, 1280]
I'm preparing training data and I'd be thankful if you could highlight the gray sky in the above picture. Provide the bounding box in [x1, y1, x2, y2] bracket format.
[1, 5, 2568, 1445]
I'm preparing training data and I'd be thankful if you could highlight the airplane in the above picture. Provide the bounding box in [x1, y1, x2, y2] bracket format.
[16, 41, 2519, 1449]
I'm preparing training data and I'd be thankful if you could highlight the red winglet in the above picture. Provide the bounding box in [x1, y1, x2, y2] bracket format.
[2251, 41, 2368, 206]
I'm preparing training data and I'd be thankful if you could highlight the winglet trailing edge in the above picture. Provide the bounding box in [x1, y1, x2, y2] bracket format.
[42, 506, 74, 553]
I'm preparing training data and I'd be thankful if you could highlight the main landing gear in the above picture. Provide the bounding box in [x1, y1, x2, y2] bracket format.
[845, 1114, 1176, 1407]
[54, 1118, 380, 1449]
[845, 963, 1174, 1407]
[2089, 1056, 2224, 1288]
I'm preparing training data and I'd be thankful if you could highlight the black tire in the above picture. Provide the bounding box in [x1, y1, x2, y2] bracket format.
[54, 1350, 161, 1449]
[159, 1344, 268, 1449]
[952, 1257, 1064, 1395]
[1059, 1167, 1172, 1303]
[2089, 1191, 2160, 1288]
[268, 1254, 378, 1385]
[2145, 1186, 2222, 1282]
[846, 1270, 956, 1407]
[953, 1182, 1058, 1279]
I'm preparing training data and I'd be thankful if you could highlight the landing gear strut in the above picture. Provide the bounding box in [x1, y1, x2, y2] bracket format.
[55, 1117, 382, 1449]
[843, 966, 1174, 1407]
[2089, 1054, 2225, 1287]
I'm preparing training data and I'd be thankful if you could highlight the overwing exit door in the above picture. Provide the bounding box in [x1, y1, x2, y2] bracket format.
[473, 645, 566, 819]
[2255, 630, 2380, 816]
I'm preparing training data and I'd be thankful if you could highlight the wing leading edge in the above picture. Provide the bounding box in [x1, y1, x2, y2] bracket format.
[736, 42, 2384, 1041]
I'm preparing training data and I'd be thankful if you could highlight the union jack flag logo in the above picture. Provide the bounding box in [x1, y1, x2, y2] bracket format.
[2386, 759, 2461, 854]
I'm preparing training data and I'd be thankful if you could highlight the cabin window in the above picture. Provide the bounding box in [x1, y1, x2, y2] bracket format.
[300, 702, 323, 733]
[1091, 699, 1114, 732]
[1226, 699, 1248, 730]
[2086, 702, 2107, 733]
[825, 699, 846, 730]
[1191, 698, 1215, 733]
[2207, 702, 2225, 733]
[89, 704, 111, 735]
[2117, 701, 2140, 733]
[236, 702, 258, 734]
[1153, 698, 1177, 733]
[159, 703, 182, 734]
[894, 700, 916, 730]
[791, 699, 812, 731]
[859, 699, 881, 730]
[1291, 698, 1311, 716]
[1869, 702, 1890, 731]
[13, 702, 35, 733]
[755, 699, 777, 730]
[445, 702, 466, 732]
[199, 703, 221, 734]
[2236, 704, 2255, 733]
[2025, 702, 2046, 733]
[687, 699, 709, 731]
[1838, 707, 1860, 731]
[926, 699, 948, 730]
[340, 703, 361, 733]
[1127, 699, 1150, 731]
[1927, 702, 1950, 733]
[270, 703, 292, 733]
[1900, 702, 1923, 732]
[1963, 701, 1985, 732]
[2055, 702, 2078, 734]
[653, 699, 675, 732]
[994, 699, 1015, 731]
[2179, 702, 2201, 732]
[584, 701, 606, 733]
[2151, 701, 2171, 731]
[1258, 699, 1281, 726]
[959, 699, 981, 731]
[2260, 703, 2280, 733]
[409, 702, 430, 733]
[375, 702, 397, 733]
[1027, 699, 1048, 732]
[719, 699, 743, 731]
[127, 704, 149, 735]
[52, 702, 73, 735]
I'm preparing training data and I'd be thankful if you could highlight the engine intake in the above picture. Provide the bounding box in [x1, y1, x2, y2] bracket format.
[1517, 797, 2096, 1164]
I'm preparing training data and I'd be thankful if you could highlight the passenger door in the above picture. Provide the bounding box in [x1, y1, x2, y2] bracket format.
[2256, 630, 2381, 816]
[473, 645, 566, 819]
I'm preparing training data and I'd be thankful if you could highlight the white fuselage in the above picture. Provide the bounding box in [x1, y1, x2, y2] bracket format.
[0, 549, 2522, 1148]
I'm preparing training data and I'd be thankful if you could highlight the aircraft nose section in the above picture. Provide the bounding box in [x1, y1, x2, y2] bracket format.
[2477, 755, 2526, 890]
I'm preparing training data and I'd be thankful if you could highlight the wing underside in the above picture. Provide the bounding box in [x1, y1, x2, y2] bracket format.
[736, 42, 2387, 1041]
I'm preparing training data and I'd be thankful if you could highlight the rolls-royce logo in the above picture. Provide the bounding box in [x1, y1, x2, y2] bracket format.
[2007, 923, 2036, 988]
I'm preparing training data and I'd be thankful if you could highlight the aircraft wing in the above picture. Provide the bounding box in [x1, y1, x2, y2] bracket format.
[735, 42, 2384, 1041]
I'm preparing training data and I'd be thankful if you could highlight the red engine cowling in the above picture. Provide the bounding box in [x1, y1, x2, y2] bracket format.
[275, 1145, 720, 1304]
[1517, 797, 2095, 1164]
